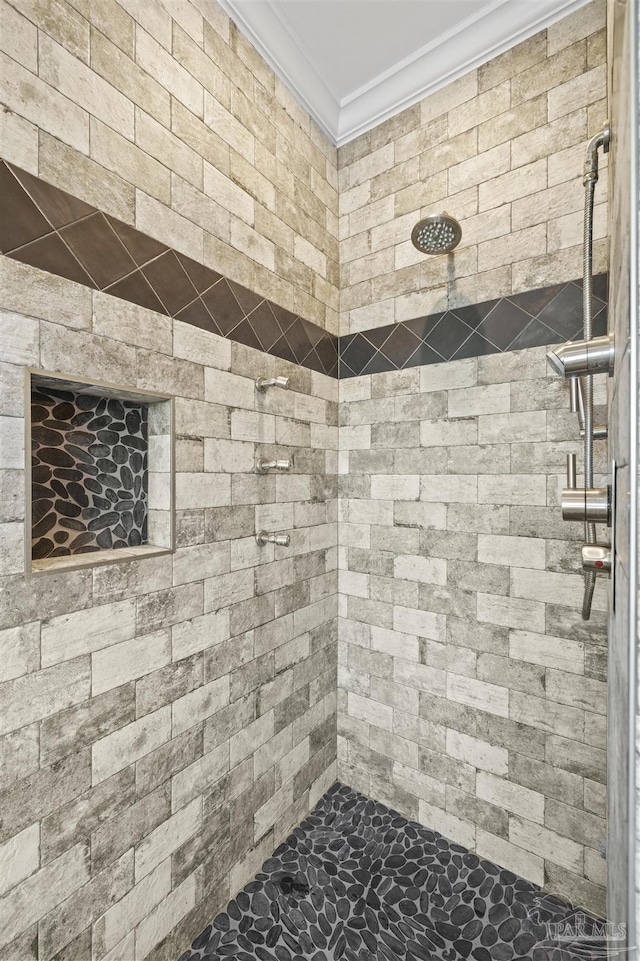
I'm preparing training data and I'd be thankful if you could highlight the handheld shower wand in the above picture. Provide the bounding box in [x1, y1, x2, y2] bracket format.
[545, 123, 612, 620]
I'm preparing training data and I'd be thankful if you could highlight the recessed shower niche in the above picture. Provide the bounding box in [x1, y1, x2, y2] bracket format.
[28, 370, 174, 572]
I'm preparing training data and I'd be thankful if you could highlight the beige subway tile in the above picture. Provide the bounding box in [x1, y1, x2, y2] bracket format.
[229, 218, 275, 271]
[91, 630, 170, 697]
[511, 689, 584, 740]
[41, 600, 136, 667]
[90, 118, 170, 204]
[394, 171, 447, 219]
[136, 190, 203, 260]
[548, 200, 607, 253]
[478, 32, 547, 92]
[479, 95, 548, 152]
[0, 843, 89, 949]
[447, 675, 509, 719]
[448, 81, 510, 138]
[348, 143, 394, 189]
[134, 109, 203, 189]
[475, 828, 544, 885]
[546, 669, 606, 715]
[511, 567, 606, 611]
[92, 706, 171, 784]
[419, 800, 475, 849]
[448, 143, 509, 195]
[478, 223, 546, 272]
[1, 51, 89, 154]
[478, 535, 546, 570]
[204, 161, 254, 224]
[420, 71, 478, 125]
[512, 177, 584, 231]
[547, 0, 606, 55]
[477, 593, 545, 633]
[513, 41, 587, 107]
[1, 0, 37, 72]
[420, 475, 477, 503]
[0, 110, 38, 173]
[446, 730, 508, 776]
[479, 158, 547, 212]
[39, 33, 133, 139]
[90, 30, 170, 127]
[92, 292, 172, 354]
[511, 109, 587, 168]
[477, 771, 544, 822]
[39, 132, 134, 223]
[136, 26, 202, 117]
[134, 797, 201, 880]
[420, 128, 477, 183]
[119, 0, 171, 47]
[548, 64, 606, 122]
[204, 92, 254, 163]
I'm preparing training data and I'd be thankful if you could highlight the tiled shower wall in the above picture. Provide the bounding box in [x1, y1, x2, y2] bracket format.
[1, 0, 339, 334]
[0, 0, 615, 954]
[337, 351, 609, 917]
[338, 0, 608, 336]
[1, 4, 340, 953]
[0, 258, 338, 961]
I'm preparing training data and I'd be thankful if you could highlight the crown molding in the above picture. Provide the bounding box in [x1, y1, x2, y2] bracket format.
[215, 0, 339, 141]
[216, 0, 592, 147]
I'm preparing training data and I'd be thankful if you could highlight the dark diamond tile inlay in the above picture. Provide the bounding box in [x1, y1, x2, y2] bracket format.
[339, 276, 609, 375]
[13, 163, 95, 228]
[476, 298, 532, 350]
[2, 161, 609, 379]
[0, 164, 53, 253]
[59, 212, 137, 290]
[104, 268, 166, 314]
[141, 250, 200, 316]
[176, 783, 606, 961]
[10, 232, 96, 288]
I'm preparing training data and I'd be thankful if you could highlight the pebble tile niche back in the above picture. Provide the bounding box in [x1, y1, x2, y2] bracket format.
[28, 370, 174, 573]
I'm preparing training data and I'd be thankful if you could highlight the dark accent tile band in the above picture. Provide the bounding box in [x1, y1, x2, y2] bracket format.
[339, 274, 608, 377]
[1, 161, 608, 380]
[0, 161, 339, 378]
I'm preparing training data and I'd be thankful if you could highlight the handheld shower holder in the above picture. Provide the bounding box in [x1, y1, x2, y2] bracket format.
[546, 333, 615, 378]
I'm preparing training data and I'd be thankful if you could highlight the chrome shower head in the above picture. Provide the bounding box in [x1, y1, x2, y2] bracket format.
[411, 213, 462, 255]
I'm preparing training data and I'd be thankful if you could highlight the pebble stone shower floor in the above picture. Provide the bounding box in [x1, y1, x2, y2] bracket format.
[178, 784, 606, 961]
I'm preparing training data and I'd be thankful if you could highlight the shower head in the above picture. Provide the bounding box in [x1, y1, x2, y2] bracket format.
[411, 213, 462, 255]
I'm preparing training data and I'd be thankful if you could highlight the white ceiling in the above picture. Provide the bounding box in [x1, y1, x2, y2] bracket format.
[216, 0, 591, 146]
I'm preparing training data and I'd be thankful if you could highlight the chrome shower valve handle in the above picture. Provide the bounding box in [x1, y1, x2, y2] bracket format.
[581, 544, 612, 575]
[561, 454, 611, 525]
[255, 530, 290, 547]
